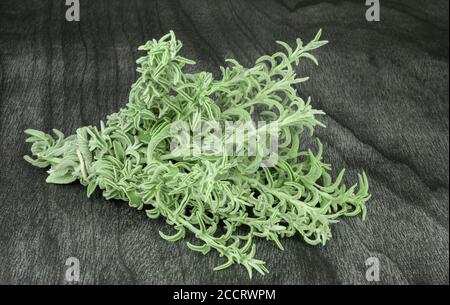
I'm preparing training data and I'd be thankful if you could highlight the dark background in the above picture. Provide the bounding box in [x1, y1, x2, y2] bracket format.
[0, 0, 448, 284]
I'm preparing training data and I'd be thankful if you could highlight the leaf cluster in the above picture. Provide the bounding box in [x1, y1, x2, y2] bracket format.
[25, 30, 371, 278]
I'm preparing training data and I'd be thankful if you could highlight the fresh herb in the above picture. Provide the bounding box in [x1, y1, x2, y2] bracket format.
[24, 30, 371, 278]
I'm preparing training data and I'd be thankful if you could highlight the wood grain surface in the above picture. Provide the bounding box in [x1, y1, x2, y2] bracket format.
[0, 0, 448, 284]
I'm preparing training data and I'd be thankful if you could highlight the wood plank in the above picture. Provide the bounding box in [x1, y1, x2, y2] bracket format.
[0, 0, 448, 284]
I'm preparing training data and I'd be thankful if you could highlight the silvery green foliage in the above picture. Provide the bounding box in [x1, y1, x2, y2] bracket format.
[25, 31, 371, 278]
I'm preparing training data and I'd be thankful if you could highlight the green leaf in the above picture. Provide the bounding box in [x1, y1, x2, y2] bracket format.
[213, 258, 234, 271]
[87, 182, 97, 198]
[187, 242, 211, 255]
[46, 173, 77, 184]
[23, 155, 49, 168]
[126, 190, 141, 208]
[159, 226, 185, 242]
[113, 141, 125, 161]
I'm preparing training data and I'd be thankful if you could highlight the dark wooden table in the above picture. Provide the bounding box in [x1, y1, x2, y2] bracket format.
[0, 0, 448, 284]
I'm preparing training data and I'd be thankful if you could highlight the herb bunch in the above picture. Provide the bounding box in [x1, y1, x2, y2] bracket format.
[24, 30, 371, 278]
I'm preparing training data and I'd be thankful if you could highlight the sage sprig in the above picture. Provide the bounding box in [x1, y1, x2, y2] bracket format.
[24, 30, 371, 278]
